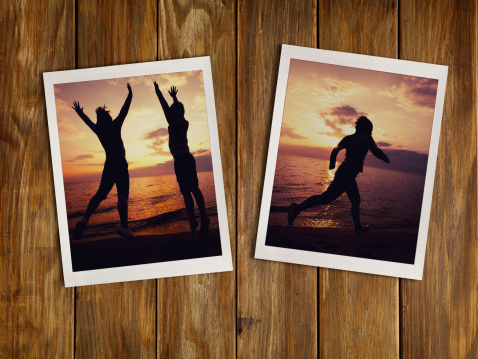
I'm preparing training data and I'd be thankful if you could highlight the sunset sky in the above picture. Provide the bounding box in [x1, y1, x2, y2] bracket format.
[54, 71, 212, 183]
[278, 59, 438, 175]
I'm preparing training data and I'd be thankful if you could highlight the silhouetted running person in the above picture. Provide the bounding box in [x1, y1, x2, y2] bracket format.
[287, 116, 390, 236]
[72, 83, 136, 241]
[154, 83, 210, 238]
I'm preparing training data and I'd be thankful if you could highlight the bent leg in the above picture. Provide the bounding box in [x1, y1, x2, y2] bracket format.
[83, 170, 114, 222]
[73, 171, 112, 239]
[83, 193, 105, 222]
[296, 179, 345, 213]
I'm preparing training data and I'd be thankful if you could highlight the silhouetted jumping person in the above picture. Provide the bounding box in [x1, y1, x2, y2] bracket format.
[154, 83, 210, 238]
[288, 116, 390, 236]
[72, 83, 136, 241]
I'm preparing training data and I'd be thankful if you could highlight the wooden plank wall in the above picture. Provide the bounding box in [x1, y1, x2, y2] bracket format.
[0, 0, 476, 358]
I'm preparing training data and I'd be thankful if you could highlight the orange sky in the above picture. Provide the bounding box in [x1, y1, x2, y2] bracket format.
[54, 71, 212, 183]
[280, 59, 438, 156]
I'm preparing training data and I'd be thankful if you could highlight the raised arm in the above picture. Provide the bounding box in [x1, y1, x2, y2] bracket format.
[168, 86, 179, 103]
[369, 138, 390, 163]
[114, 83, 133, 126]
[72, 101, 96, 133]
[154, 81, 171, 123]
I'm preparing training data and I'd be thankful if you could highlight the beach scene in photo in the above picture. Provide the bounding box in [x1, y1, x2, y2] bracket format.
[266, 59, 438, 264]
[54, 71, 221, 271]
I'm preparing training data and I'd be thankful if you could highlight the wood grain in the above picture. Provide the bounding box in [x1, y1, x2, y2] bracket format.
[0, 1, 75, 358]
[157, 1, 236, 358]
[75, 1, 157, 358]
[0, 1, 477, 357]
[400, 1, 478, 357]
[237, 1, 318, 358]
[318, 1, 400, 357]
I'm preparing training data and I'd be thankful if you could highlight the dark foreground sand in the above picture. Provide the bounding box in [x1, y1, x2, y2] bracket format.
[70, 227, 222, 272]
[266, 225, 417, 264]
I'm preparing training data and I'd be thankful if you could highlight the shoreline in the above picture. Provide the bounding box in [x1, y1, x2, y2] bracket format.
[70, 225, 222, 272]
[265, 225, 418, 264]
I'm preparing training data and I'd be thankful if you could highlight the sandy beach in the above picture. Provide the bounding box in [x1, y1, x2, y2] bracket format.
[70, 226, 222, 272]
[265, 225, 417, 264]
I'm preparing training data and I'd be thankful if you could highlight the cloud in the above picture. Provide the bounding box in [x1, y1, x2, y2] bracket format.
[143, 128, 168, 140]
[379, 76, 438, 115]
[319, 105, 367, 139]
[287, 76, 364, 110]
[147, 138, 169, 156]
[376, 141, 392, 148]
[281, 124, 306, 139]
[75, 162, 105, 166]
[143, 128, 170, 155]
[67, 153, 95, 162]
[330, 105, 360, 118]
[191, 148, 209, 156]
[322, 118, 346, 138]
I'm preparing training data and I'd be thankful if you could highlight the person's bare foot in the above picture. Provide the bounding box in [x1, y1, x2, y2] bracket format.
[287, 202, 298, 226]
[355, 225, 371, 236]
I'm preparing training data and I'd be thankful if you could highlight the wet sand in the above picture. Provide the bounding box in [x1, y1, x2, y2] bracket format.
[265, 225, 417, 264]
[70, 227, 222, 272]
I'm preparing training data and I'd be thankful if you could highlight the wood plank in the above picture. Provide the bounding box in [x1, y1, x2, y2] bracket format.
[237, 1, 318, 358]
[157, 1, 236, 358]
[400, 1, 478, 357]
[0, 1, 75, 358]
[75, 1, 157, 358]
[318, 1, 400, 357]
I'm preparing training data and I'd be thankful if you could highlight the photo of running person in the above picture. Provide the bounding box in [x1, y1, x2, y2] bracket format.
[71, 83, 136, 241]
[154, 82, 210, 238]
[287, 116, 390, 236]
[259, 56, 440, 265]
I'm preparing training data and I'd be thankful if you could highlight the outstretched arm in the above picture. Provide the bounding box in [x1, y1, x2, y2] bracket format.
[115, 83, 133, 126]
[154, 81, 171, 123]
[329, 146, 342, 170]
[72, 101, 96, 133]
[369, 139, 390, 163]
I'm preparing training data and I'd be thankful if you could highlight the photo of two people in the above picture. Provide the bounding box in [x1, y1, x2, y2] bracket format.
[54, 71, 221, 272]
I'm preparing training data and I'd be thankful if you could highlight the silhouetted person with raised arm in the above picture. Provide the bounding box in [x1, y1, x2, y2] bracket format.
[71, 83, 136, 241]
[153, 82, 210, 238]
[288, 116, 390, 236]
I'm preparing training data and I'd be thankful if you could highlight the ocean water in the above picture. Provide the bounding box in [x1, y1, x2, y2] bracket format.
[65, 171, 217, 237]
[269, 154, 426, 230]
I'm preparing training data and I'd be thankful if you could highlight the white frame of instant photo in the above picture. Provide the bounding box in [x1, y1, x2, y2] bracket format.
[44, 57, 233, 287]
[255, 45, 448, 280]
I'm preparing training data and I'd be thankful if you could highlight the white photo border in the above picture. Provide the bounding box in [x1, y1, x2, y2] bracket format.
[44, 57, 233, 287]
[254, 45, 448, 280]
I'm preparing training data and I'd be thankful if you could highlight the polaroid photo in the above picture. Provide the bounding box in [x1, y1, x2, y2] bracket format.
[255, 45, 448, 280]
[44, 57, 232, 287]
